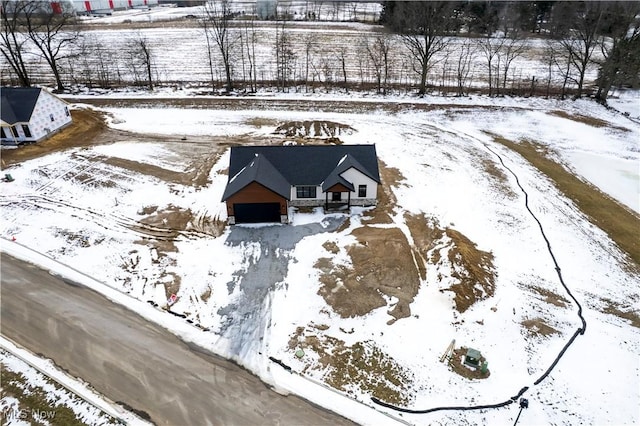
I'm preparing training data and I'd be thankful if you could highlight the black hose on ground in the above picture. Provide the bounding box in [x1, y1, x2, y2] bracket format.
[371, 143, 587, 415]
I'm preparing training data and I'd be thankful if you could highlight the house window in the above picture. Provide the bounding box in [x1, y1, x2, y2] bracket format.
[65, 107, 70, 117]
[50, 114, 55, 122]
[10, 126, 19, 138]
[358, 185, 367, 197]
[22, 125, 32, 138]
[0, 127, 6, 139]
[332, 192, 342, 201]
[296, 186, 316, 198]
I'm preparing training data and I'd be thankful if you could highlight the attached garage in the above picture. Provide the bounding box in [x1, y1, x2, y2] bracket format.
[233, 202, 281, 223]
[221, 154, 291, 225]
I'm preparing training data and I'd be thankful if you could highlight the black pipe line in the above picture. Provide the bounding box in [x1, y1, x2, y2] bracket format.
[371, 142, 587, 415]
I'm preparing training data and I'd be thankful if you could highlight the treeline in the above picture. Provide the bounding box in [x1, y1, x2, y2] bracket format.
[1, 1, 639, 104]
[380, 1, 640, 101]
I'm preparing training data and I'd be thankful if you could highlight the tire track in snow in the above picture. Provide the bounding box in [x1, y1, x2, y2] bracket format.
[0, 193, 212, 242]
[371, 123, 587, 415]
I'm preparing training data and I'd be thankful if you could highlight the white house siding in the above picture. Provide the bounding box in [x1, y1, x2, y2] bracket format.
[289, 185, 323, 206]
[29, 90, 72, 142]
[340, 167, 378, 206]
[288, 168, 378, 207]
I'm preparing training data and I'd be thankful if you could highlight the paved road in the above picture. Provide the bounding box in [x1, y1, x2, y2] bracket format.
[0, 253, 354, 426]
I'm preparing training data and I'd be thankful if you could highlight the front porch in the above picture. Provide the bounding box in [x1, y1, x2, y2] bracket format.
[324, 188, 351, 212]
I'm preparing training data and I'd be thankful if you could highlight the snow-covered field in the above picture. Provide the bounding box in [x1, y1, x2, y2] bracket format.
[12, 2, 600, 96]
[1, 93, 639, 425]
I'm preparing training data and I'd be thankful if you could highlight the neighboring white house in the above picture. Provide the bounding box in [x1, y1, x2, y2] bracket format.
[222, 145, 380, 224]
[1, 87, 72, 145]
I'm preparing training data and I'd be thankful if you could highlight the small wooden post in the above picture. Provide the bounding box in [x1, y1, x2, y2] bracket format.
[440, 339, 455, 363]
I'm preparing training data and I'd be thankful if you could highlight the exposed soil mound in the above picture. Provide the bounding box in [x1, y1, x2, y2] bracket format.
[404, 212, 444, 280]
[521, 318, 560, 337]
[444, 228, 496, 313]
[1, 108, 108, 167]
[288, 326, 413, 405]
[448, 347, 490, 380]
[363, 160, 404, 225]
[315, 226, 420, 324]
[274, 120, 355, 138]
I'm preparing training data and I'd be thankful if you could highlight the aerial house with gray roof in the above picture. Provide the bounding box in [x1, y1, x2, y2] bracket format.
[222, 145, 380, 224]
[1, 87, 72, 145]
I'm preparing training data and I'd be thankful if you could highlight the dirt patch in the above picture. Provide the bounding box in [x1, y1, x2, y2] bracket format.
[245, 117, 281, 128]
[448, 347, 490, 380]
[1, 108, 109, 167]
[404, 212, 445, 281]
[162, 272, 182, 300]
[490, 134, 640, 270]
[315, 226, 420, 324]
[288, 327, 413, 405]
[138, 205, 192, 236]
[526, 285, 569, 308]
[136, 204, 226, 239]
[322, 241, 340, 254]
[601, 298, 640, 328]
[521, 318, 560, 337]
[274, 120, 355, 138]
[481, 158, 518, 199]
[443, 228, 496, 313]
[363, 160, 403, 224]
[549, 110, 630, 132]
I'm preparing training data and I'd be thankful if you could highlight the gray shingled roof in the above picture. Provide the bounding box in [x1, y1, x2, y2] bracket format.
[321, 153, 372, 192]
[1, 87, 42, 124]
[221, 153, 291, 201]
[222, 145, 380, 201]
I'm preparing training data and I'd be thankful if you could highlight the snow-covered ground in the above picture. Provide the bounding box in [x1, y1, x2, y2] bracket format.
[0, 337, 148, 426]
[1, 93, 639, 425]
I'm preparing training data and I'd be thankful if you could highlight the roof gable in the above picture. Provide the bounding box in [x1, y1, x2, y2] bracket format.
[321, 153, 377, 192]
[222, 153, 291, 201]
[1, 87, 42, 124]
[226, 145, 380, 191]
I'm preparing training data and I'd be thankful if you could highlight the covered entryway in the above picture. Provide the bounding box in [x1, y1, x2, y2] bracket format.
[233, 202, 281, 223]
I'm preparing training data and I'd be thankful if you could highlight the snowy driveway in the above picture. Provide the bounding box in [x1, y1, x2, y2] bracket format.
[220, 217, 346, 359]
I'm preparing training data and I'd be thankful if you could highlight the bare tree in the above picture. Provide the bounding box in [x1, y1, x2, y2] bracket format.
[386, 1, 454, 95]
[363, 33, 393, 95]
[477, 35, 506, 96]
[274, 20, 296, 92]
[201, 12, 217, 92]
[549, 39, 574, 99]
[499, 36, 526, 92]
[0, 0, 36, 87]
[455, 39, 476, 96]
[337, 45, 349, 93]
[595, 2, 640, 103]
[302, 33, 317, 92]
[242, 7, 258, 92]
[203, 0, 236, 92]
[23, 0, 80, 92]
[127, 34, 155, 90]
[553, 1, 605, 98]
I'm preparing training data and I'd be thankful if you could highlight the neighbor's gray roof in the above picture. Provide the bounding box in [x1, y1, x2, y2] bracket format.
[221, 153, 291, 201]
[1, 87, 42, 124]
[222, 144, 380, 201]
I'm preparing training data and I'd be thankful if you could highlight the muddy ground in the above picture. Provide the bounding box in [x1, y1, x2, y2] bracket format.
[0, 105, 527, 324]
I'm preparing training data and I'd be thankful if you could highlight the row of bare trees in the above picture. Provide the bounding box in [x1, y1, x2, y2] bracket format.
[381, 1, 640, 102]
[1, 0, 79, 92]
[2, 1, 638, 103]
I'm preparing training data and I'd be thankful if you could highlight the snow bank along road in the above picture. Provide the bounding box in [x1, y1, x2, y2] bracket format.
[0, 253, 354, 426]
